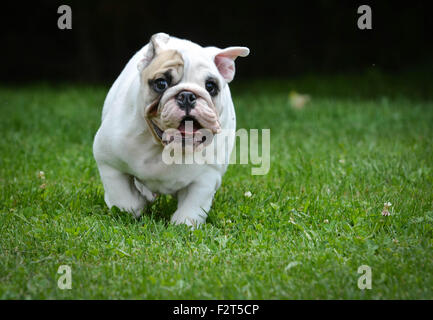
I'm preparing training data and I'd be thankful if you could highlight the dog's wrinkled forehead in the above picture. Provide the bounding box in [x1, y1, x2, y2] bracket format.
[139, 33, 250, 91]
[181, 52, 222, 84]
[141, 49, 184, 84]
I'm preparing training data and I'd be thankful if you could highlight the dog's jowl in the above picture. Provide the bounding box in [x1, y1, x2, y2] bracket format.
[93, 33, 249, 227]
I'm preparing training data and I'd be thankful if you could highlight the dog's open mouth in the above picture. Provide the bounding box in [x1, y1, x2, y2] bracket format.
[150, 116, 210, 146]
[177, 116, 202, 136]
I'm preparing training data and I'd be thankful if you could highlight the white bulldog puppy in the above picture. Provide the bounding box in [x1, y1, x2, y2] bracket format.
[93, 33, 249, 227]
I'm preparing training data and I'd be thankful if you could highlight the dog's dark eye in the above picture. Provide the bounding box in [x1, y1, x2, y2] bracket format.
[205, 80, 218, 96]
[153, 78, 168, 93]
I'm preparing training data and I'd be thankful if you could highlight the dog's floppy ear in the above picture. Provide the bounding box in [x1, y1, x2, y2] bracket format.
[211, 46, 250, 83]
[138, 33, 170, 72]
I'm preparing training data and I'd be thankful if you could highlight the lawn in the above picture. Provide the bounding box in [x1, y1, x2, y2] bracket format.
[0, 71, 432, 299]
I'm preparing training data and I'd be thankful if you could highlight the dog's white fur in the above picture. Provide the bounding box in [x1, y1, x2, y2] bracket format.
[93, 33, 249, 227]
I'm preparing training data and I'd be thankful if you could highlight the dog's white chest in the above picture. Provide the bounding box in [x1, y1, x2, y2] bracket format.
[133, 162, 204, 194]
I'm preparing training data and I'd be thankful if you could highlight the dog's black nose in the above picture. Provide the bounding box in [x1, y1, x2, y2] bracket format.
[176, 91, 196, 114]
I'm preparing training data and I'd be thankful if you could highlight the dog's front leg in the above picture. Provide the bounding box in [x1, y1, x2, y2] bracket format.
[170, 170, 222, 228]
[97, 163, 146, 218]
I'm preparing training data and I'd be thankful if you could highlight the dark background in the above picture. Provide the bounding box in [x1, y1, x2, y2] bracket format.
[1, 1, 432, 83]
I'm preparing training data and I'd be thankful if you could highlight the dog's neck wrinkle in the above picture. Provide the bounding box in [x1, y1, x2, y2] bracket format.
[134, 91, 166, 146]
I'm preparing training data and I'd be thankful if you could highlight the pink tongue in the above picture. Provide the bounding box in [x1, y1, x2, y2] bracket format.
[178, 120, 200, 133]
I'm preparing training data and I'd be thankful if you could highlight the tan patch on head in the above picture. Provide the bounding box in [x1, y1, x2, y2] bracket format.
[141, 49, 184, 85]
[141, 50, 184, 145]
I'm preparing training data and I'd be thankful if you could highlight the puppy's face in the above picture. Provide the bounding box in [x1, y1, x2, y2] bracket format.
[141, 48, 221, 148]
[138, 33, 249, 149]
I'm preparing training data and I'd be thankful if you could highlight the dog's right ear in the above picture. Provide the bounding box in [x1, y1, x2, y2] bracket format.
[138, 33, 170, 72]
[207, 46, 250, 83]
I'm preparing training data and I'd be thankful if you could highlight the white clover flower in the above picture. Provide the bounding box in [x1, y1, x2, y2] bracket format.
[382, 202, 392, 216]
[381, 210, 390, 216]
[38, 171, 46, 180]
[244, 191, 252, 198]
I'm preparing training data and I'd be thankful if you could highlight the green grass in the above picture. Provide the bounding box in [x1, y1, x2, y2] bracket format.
[1, 71, 433, 299]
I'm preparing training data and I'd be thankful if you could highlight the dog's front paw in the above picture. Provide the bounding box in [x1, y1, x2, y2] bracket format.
[170, 209, 206, 229]
[105, 193, 144, 219]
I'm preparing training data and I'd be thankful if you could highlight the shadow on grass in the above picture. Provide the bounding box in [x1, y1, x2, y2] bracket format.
[89, 193, 179, 227]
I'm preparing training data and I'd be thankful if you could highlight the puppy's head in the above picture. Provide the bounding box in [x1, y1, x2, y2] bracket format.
[137, 33, 249, 148]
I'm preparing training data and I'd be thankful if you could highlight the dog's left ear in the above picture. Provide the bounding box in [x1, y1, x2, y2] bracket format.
[138, 33, 170, 72]
[212, 47, 250, 83]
